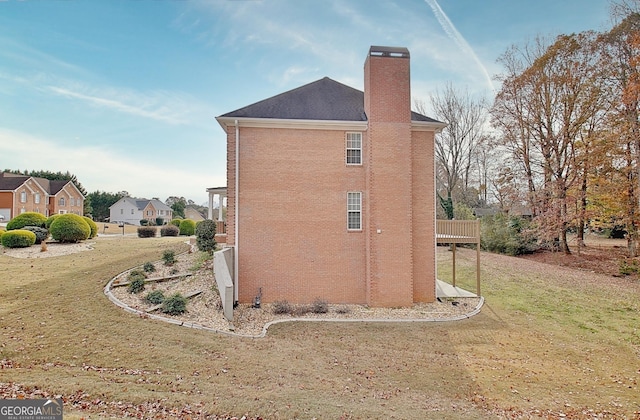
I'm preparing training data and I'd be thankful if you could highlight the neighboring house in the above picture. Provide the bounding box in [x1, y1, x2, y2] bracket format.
[109, 197, 173, 225]
[216, 46, 446, 307]
[185, 206, 205, 222]
[0, 172, 85, 221]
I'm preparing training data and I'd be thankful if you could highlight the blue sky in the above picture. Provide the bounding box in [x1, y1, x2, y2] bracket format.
[0, 0, 610, 205]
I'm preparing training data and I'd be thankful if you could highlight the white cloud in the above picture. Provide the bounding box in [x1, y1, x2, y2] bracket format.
[0, 129, 223, 204]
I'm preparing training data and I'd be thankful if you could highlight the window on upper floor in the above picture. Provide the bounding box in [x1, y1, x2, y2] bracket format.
[120, 209, 124, 215]
[70, 197, 75, 207]
[34, 193, 40, 204]
[20, 191, 27, 203]
[347, 192, 362, 231]
[346, 132, 362, 165]
[59, 197, 65, 206]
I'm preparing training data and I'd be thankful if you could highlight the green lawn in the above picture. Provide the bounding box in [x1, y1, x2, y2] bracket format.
[1, 238, 639, 419]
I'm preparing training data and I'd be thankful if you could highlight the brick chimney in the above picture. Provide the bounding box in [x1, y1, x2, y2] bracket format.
[363, 46, 414, 307]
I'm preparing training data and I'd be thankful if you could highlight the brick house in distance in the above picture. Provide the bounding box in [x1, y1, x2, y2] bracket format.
[0, 171, 85, 221]
[216, 46, 445, 307]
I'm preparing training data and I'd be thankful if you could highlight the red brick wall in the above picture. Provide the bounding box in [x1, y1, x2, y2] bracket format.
[412, 129, 437, 302]
[364, 51, 415, 307]
[230, 126, 368, 304]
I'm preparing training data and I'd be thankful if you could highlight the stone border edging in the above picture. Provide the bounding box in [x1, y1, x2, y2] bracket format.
[104, 269, 485, 339]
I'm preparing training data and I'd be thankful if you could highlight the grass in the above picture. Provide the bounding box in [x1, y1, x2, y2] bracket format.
[1, 238, 639, 419]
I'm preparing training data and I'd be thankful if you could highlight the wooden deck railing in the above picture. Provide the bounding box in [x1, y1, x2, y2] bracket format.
[436, 219, 480, 243]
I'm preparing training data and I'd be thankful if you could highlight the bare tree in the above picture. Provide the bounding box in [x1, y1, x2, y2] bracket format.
[415, 84, 488, 219]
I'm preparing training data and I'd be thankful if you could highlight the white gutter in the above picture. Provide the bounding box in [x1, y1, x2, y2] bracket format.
[234, 119, 239, 303]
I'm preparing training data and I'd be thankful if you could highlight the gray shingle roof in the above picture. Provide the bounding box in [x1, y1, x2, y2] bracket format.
[219, 77, 440, 123]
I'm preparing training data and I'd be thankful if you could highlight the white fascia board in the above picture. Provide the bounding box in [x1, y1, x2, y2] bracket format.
[216, 116, 368, 131]
[411, 121, 447, 133]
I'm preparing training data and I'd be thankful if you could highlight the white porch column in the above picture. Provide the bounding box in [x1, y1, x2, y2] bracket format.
[217, 193, 226, 221]
[208, 191, 214, 220]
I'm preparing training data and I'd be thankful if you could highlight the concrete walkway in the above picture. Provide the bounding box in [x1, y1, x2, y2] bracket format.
[436, 279, 478, 298]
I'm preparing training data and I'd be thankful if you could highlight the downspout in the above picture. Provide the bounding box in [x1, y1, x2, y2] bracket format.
[234, 119, 239, 303]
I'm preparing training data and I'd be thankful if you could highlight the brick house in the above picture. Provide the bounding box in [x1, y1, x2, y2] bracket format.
[216, 46, 445, 307]
[0, 172, 85, 221]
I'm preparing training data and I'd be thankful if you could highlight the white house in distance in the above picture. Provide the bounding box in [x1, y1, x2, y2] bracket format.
[109, 197, 173, 226]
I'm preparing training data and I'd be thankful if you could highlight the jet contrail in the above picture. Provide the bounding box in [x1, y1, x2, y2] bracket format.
[424, 0, 495, 92]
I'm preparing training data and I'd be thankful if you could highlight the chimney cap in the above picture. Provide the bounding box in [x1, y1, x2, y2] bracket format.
[369, 46, 409, 58]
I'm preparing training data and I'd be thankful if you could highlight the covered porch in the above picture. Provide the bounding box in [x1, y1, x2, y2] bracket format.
[206, 187, 227, 244]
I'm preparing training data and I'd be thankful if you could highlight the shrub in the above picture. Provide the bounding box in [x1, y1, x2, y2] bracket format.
[128, 278, 146, 294]
[140, 219, 149, 226]
[619, 259, 640, 276]
[335, 305, 351, 314]
[83, 216, 98, 239]
[155, 217, 164, 226]
[311, 298, 329, 314]
[179, 219, 196, 236]
[195, 219, 217, 253]
[1, 229, 36, 248]
[162, 293, 187, 315]
[0, 228, 5, 240]
[170, 219, 182, 227]
[160, 225, 180, 237]
[143, 261, 156, 273]
[22, 226, 49, 244]
[49, 214, 91, 243]
[6, 212, 47, 230]
[162, 250, 176, 265]
[145, 290, 165, 305]
[480, 214, 536, 256]
[45, 214, 60, 229]
[272, 300, 292, 314]
[137, 226, 157, 238]
[127, 270, 147, 294]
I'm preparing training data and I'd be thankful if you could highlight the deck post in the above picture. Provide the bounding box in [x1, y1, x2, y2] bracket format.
[452, 243, 456, 288]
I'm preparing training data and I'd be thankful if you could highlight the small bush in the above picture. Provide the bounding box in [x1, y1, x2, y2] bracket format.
[1, 230, 36, 248]
[195, 219, 217, 253]
[145, 290, 165, 305]
[480, 214, 536, 256]
[156, 217, 164, 226]
[170, 219, 182, 227]
[143, 262, 156, 273]
[83, 216, 98, 239]
[619, 259, 640, 276]
[335, 305, 351, 314]
[45, 214, 60, 229]
[137, 226, 157, 238]
[162, 293, 187, 315]
[128, 278, 146, 294]
[179, 219, 196, 236]
[6, 212, 47, 230]
[162, 250, 176, 265]
[311, 298, 329, 314]
[22, 226, 49, 244]
[160, 225, 180, 237]
[128, 269, 147, 281]
[0, 228, 5, 239]
[140, 219, 149, 226]
[272, 300, 292, 315]
[49, 214, 91, 243]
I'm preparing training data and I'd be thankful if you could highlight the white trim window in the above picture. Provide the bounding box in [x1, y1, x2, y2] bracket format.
[20, 191, 27, 203]
[70, 197, 75, 207]
[346, 132, 362, 165]
[35, 193, 40, 204]
[59, 197, 65, 206]
[347, 192, 362, 231]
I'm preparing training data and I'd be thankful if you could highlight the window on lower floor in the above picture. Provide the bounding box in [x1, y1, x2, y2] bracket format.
[347, 192, 362, 231]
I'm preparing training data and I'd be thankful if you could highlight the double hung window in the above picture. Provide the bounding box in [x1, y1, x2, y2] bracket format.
[346, 132, 362, 165]
[347, 192, 362, 231]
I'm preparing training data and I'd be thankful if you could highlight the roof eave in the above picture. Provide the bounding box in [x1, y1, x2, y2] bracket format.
[411, 120, 447, 133]
[216, 116, 368, 131]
